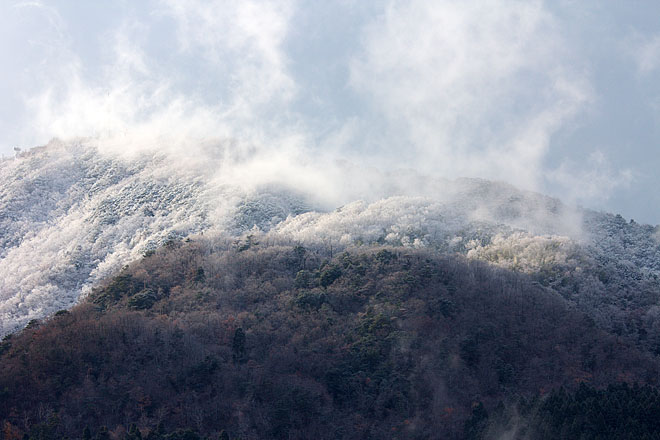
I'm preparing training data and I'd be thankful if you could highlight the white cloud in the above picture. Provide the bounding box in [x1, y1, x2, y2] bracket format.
[23, 0, 300, 160]
[160, 0, 297, 115]
[628, 33, 660, 75]
[547, 151, 633, 203]
[10, 0, 637, 217]
[350, 0, 590, 190]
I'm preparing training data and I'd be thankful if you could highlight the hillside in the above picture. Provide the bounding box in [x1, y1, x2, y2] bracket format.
[2, 238, 659, 439]
[3, 141, 660, 438]
[0, 140, 310, 335]
[2, 140, 659, 341]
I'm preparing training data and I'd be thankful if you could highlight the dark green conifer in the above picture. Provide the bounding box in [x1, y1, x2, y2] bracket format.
[232, 328, 246, 363]
[95, 426, 110, 440]
[125, 424, 142, 440]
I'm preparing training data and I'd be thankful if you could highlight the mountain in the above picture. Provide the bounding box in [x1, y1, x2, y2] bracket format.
[0, 140, 309, 335]
[2, 140, 660, 438]
[2, 241, 659, 439]
[1, 140, 659, 341]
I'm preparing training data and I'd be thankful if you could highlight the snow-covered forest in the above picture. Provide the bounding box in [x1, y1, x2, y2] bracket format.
[1, 140, 659, 340]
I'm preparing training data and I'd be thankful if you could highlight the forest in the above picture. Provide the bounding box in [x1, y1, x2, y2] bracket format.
[1, 236, 660, 439]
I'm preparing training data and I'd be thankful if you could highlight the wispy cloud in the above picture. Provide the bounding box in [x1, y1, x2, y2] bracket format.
[8, 0, 642, 216]
[627, 33, 660, 75]
[350, 0, 591, 190]
[23, 0, 300, 159]
[161, 0, 297, 115]
[547, 151, 633, 203]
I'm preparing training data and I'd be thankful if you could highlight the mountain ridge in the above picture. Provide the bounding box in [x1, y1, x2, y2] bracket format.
[4, 237, 660, 439]
[0, 140, 658, 338]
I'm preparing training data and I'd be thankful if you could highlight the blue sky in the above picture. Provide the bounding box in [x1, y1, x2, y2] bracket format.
[1, 0, 659, 224]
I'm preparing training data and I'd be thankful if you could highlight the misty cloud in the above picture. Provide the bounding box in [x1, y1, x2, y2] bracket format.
[349, 0, 590, 190]
[628, 33, 660, 75]
[547, 151, 633, 204]
[0, 0, 653, 221]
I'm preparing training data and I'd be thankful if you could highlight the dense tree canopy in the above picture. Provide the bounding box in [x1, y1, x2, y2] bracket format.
[1, 238, 659, 439]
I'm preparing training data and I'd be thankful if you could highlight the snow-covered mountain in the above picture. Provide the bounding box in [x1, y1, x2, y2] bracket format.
[1, 140, 659, 337]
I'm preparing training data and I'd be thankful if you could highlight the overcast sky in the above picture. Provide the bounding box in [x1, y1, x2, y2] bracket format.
[1, 0, 659, 224]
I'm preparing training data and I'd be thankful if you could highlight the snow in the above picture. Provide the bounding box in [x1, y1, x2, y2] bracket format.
[1, 140, 659, 336]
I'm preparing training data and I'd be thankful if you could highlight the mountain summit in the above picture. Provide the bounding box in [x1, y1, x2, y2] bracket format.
[1, 140, 658, 339]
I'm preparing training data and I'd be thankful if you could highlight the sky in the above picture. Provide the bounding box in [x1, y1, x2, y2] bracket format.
[1, 0, 659, 224]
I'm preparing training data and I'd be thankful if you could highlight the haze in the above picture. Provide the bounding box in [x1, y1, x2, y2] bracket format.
[1, 0, 659, 224]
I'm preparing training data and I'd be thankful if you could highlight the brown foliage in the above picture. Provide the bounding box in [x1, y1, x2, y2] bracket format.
[1, 239, 658, 439]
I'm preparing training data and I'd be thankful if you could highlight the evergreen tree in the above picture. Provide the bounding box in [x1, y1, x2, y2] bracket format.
[94, 426, 110, 440]
[125, 424, 142, 440]
[232, 328, 246, 363]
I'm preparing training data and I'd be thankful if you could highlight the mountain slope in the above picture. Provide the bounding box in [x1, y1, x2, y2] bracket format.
[0, 142, 211, 334]
[1, 241, 658, 439]
[1, 139, 659, 343]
